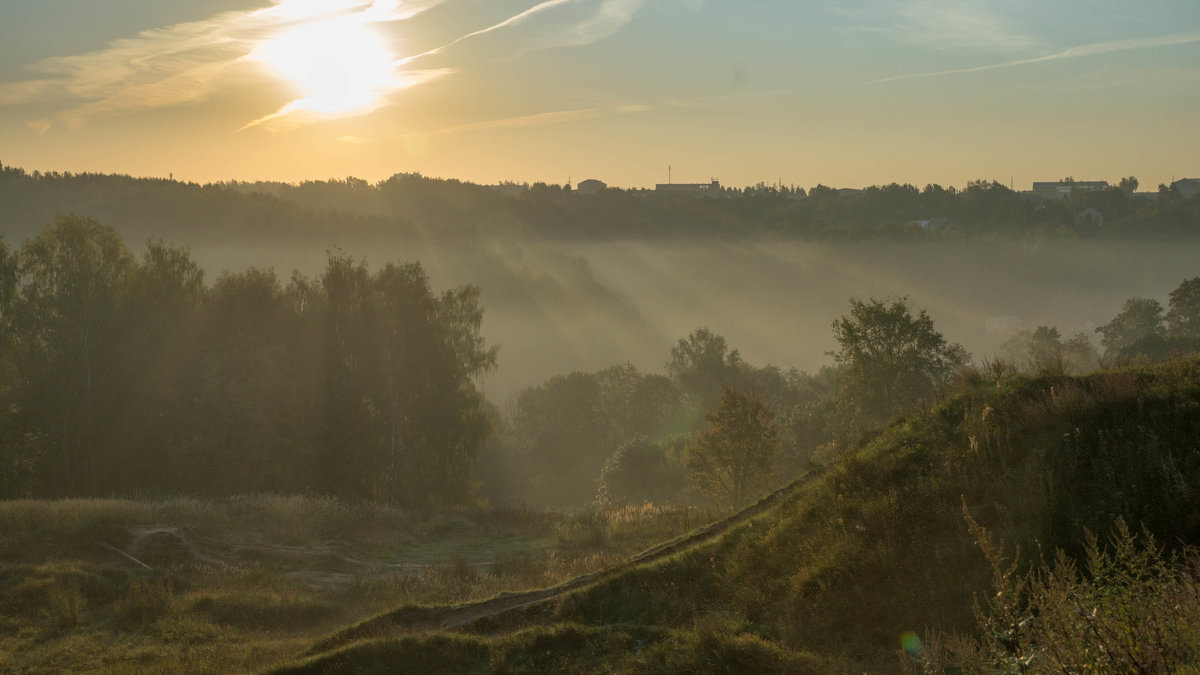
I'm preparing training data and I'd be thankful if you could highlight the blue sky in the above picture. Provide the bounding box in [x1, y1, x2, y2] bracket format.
[1, 0, 1197, 188]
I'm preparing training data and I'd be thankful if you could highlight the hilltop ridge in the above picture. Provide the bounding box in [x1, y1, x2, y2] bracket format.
[277, 358, 1200, 673]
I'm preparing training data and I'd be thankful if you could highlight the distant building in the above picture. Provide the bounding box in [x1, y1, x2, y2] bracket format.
[1031, 180, 1109, 200]
[576, 179, 607, 195]
[655, 179, 721, 196]
[1172, 178, 1200, 198]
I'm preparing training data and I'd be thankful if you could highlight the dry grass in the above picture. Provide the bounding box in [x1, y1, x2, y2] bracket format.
[0, 495, 705, 674]
[916, 518, 1200, 673]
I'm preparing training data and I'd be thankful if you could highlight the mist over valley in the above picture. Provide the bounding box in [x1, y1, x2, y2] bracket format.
[186, 235, 1200, 401]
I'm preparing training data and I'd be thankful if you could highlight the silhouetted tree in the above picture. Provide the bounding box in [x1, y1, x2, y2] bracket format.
[598, 436, 686, 505]
[1096, 298, 1166, 362]
[317, 253, 496, 506]
[15, 215, 134, 495]
[687, 388, 779, 504]
[667, 328, 745, 412]
[830, 296, 963, 423]
[1002, 326, 1100, 376]
[1166, 277, 1200, 339]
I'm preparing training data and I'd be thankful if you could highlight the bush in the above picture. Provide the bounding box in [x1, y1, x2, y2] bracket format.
[597, 437, 687, 505]
[919, 515, 1200, 673]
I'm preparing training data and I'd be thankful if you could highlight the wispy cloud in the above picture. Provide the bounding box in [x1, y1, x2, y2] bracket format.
[242, 68, 454, 132]
[563, 0, 649, 48]
[0, 0, 445, 130]
[843, 0, 1038, 54]
[401, 0, 649, 64]
[867, 30, 1200, 85]
[395, 103, 653, 139]
[891, 0, 1038, 52]
[0, 0, 653, 133]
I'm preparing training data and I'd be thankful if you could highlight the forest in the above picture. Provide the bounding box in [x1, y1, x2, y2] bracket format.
[0, 215, 494, 504]
[3, 169, 1200, 672]
[3, 163, 1200, 245]
[3, 210, 1200, 511]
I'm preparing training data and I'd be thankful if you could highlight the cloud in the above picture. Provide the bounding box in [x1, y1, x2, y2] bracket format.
[843, 0, 1038, 54]
[241, 67, 453, 132]
[867, 29, 1200, 85]
[415, 103, 652, 138]
[25, 119, 52, 135]
[404, 0, 649, 63]
[0, 0, 652, 133]
[0, 0, 449, 130]
[564, 0, 649, 47]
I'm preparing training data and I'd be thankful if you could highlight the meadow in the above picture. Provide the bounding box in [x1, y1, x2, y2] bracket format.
[0, 496, 725, 673]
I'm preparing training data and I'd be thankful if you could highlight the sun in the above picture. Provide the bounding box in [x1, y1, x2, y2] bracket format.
[252, 17, 395, 116]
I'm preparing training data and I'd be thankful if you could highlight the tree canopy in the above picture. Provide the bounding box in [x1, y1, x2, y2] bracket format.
[830, 296, 964, 423]
[0, 216, 496, 505]
[687, 388, 780, 504]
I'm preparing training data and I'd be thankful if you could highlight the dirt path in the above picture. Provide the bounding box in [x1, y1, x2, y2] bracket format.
[305, 466, 826, 656]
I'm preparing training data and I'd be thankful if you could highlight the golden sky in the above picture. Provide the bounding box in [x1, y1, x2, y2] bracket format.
[1, 0, 1198, 190]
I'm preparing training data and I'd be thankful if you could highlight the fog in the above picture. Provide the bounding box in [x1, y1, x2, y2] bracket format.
[187, 237, 1200, 402]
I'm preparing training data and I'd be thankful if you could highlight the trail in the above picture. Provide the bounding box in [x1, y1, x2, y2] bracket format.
[304, 466, 826, 656]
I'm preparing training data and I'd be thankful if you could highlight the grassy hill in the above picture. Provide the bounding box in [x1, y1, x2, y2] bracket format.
[279, 359, 1200, 673]
[0, 496, 714, 673]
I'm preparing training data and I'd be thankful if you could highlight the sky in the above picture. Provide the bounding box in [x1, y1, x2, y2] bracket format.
[1, 0, 1198, 190]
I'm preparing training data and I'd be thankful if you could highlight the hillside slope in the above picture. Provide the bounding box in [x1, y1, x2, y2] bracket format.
[278, 359, 1200, 673]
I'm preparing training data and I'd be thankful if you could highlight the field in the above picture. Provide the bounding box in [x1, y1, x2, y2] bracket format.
[7, 360, 1200, 673]
[0, 496, 725, 673]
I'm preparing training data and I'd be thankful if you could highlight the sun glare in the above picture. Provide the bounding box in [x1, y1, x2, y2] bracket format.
[253, 17, 395, 116]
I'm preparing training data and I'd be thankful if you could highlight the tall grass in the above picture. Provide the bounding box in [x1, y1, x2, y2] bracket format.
[0, 493, 714, 673]
[916, 517, 1200, 673]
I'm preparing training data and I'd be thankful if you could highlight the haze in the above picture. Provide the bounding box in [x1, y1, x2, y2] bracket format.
[175, 236, 1198, 402]
[2, 0, 1199, 189]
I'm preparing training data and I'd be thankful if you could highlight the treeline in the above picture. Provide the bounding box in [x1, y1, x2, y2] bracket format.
[4, 163, 1200, 244]
[485, 306, 964, 508]
[219, 175, 1200, 240]
[484, 333, 839, 507]
[0, 216, 495, 504]
[490, 281, 1200, 509]
[3, 213, 1200, 508]
[0, 164, 411, 244]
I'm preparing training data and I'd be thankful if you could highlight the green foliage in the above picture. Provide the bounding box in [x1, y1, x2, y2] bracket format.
[923, 518, 1200, 673]
[504, 364, 687, 507]
[687, 388, 780, 504]
[598, 436, 688, 506]
[501, 329, 835, 508]
[442, 360, 1200, 672]
[1094, 279, 1200, 366]
[114, 577, 173, 625]
[42, 579, 86, 631]
[1001, 325, 1100, 375]
[315, 253, 497, 505]
[830, 296, 964, 424]
[1096, 296, 1166, 362]
[0, 219, 496, 504]
[0, 494, 703, 673]
[3, 164, 1200, 243]
[1167, 276, 1200, 338]
[667, 327, 745, 412]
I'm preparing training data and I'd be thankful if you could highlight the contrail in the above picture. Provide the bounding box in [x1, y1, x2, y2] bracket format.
[397, 0, 581, 64]
[867, 30, 1200, 85]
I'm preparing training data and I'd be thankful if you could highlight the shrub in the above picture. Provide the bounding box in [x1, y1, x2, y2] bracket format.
[920, 515, 1200, 673]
